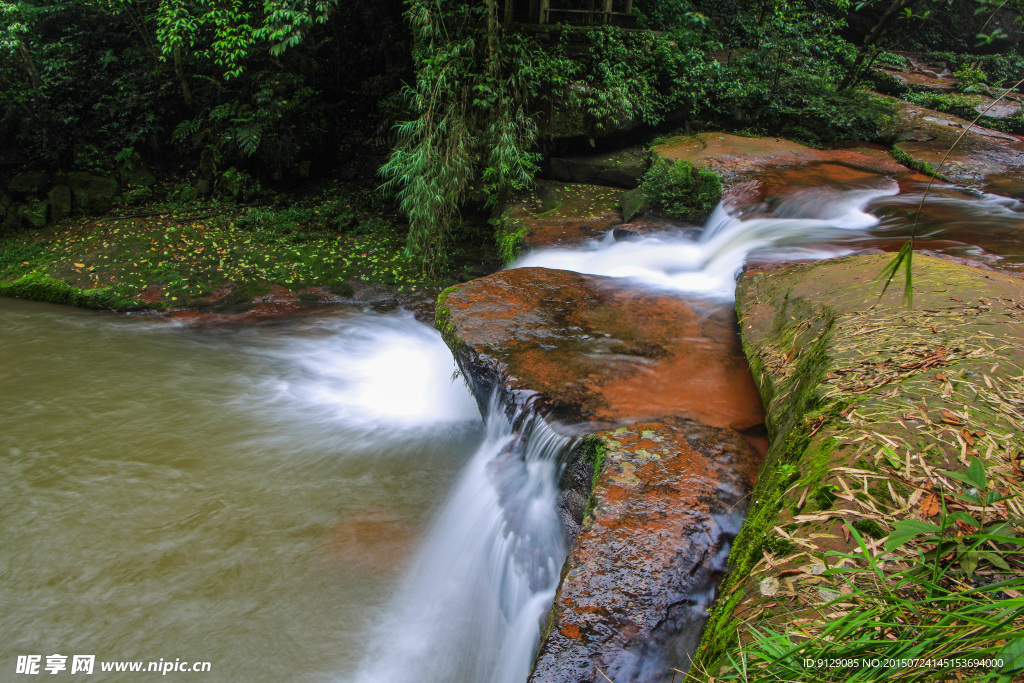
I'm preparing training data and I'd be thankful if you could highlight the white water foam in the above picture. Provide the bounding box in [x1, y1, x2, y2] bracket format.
[513, 183, 900, 298]
[345, 400, 574, 683]
[250, 311, 482, 432]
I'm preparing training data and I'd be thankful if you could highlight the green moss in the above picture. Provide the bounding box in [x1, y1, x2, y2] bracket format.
[580, 435, 609, 522]
[434, 285, 463, 349]
[812, 484, 839, 510]
[852, 519, 885, 539]
[762, 536, 794, 555]
[496, 225, 527, 264]
[694, 298, 838, 673]
[0, 272, 135, 310]
[891, 144, 951, 182]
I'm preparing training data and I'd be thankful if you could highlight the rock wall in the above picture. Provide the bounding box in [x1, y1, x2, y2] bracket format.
[1, 159, 156, 237]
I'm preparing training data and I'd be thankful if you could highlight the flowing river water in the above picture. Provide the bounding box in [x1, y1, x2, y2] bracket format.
[3, 175, 1022, 682]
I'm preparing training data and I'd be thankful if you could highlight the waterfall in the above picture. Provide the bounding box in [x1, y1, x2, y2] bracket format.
[347, 399, 575, 683]
[513, 182, 901, 298]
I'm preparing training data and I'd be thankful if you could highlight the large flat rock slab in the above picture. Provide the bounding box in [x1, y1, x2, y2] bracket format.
[651, 132, 909, 189]
[890, 101, 1024, 198]
[530, 419, 760, 683]
[437, 267, 764, 436]
[693, 252, 1024, 678]
[437, 266, 767, 681]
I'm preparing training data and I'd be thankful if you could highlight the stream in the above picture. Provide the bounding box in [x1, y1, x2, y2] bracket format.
[2, 176, 1022, 682]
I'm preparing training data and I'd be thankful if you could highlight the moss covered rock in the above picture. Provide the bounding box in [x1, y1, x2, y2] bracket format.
[48, 185, 72, 223]
[496, 181, 624, 262]
[693, 252, 1024, 676]
[61, 172, 119, 213]
[7, 172, 49, 195]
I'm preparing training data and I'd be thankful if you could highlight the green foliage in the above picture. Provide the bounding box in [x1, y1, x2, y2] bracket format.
[641, 156, 721, 222]
[926, 51, 1024, 90]
[381, 1, 716, 272]
[715, 460, 1024, 682]
[0, 0, 409, 180]
[905, 90, 982, 119]
[694, 3, 896, 144]
[954, 64, 987, 91]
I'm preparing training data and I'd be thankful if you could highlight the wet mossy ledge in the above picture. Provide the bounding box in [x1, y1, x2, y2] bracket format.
[692, 253, 1024, 680]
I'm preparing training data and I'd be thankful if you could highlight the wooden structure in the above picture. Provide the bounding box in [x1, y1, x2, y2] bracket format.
[503, 0, 637, 29]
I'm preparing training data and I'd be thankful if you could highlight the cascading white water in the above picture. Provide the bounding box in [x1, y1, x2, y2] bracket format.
[513, 183, 901, 298]
[343, 182, 920, 683]
[346, 400, 575, 683]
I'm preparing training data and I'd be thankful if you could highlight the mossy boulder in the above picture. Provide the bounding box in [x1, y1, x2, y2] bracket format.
[117, 154, 157, 188]
[692, 253, 1024, 677]
[19, 199, 49, 229]
[7, 172, 49, 195]
[48, 185, 72, 222]
[547, 145, 647, 189]
[61, 172, 119, 213]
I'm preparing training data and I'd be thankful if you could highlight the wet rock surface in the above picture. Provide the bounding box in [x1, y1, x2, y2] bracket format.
[438, 267, 764, 436]
[889, 101, 1024, 198]
[437, 265, 766, 682]
[651, 132, 909, 192]
[530, 419, 760, 683]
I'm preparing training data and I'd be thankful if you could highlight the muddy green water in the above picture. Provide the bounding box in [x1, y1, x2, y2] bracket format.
[0, 298, 483, 682]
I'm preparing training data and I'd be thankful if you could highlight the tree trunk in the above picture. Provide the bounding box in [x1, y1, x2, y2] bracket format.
[173, 44, 194, 107]
[16, 42, 43, 91]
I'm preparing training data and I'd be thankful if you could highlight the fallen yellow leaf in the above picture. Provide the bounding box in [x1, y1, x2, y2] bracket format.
[74, 262, 85, 267]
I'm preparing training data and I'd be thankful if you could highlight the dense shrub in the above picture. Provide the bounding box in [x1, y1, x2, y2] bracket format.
[641, 157, 722, 223]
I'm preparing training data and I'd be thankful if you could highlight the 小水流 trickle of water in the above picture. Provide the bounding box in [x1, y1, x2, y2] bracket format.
[348, 397, 576, 683]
